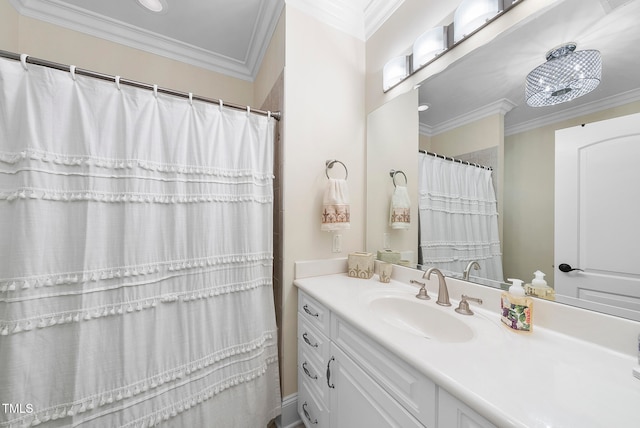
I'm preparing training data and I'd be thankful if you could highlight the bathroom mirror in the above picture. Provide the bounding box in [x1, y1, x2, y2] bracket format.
[366, 0, 640, 321]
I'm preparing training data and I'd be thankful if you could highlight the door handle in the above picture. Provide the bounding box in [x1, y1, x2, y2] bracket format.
[326, 356, 335, 389]
[559, 263, 583, 273]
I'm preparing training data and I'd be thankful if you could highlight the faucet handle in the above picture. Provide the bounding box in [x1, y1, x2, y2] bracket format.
[454, 294, 483, 315]
[410, 280, 430, 300]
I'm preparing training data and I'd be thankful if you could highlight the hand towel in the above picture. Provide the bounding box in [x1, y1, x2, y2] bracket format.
[321, 178, 350, 231]
[390, 184, 410, 229]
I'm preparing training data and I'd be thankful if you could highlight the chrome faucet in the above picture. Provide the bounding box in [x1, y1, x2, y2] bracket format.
[463, 261, 481, 281]
[423, 267, 451, 306]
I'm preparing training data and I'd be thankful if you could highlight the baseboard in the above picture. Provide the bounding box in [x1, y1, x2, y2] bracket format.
[275, 393, 300, 428]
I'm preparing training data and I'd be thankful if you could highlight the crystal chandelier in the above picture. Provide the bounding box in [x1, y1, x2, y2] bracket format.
[525, 43, 602, 107]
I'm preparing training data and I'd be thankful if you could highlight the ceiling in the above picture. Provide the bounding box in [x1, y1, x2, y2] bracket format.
[417, 0, 640, 136]
[9, 0, 285, 80]
[9, 0, 405, 81]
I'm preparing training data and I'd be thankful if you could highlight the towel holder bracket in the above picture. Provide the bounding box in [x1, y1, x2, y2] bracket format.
[390, 169, 407, 188]
[326, 160, 348, 180]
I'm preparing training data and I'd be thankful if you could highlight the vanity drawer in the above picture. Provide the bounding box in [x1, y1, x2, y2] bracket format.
[298, 316, 331, 366]
[298, 379, 329, 428]
[298, 345, 330, 405]
[299, 291, 331, 336]
[332, 315, 437, 428]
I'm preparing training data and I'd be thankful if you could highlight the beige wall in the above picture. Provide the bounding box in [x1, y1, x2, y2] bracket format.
[429, 115, 502, 156]
[0, 1, 253, 105]
[0, 1, 18, 50]
[503, 101, 640, 288]
[254, 12, 285, 109]
[281, 6, 366, 396]
[418, 133, 431, 152]
[365, 90, 418, 259]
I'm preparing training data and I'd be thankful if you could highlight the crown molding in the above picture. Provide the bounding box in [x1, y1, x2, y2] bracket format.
[9, 0, 284, 82]
[286, 0, 404, 41]
[421, 98, 517, 136]
[420, 90, 640, 137]
[246, 1, 286, 78]
[419, 123, 434, 136]
[504, 88, 640, 136]
[286, 0, 364, 39]
[364, 0, 406, 40]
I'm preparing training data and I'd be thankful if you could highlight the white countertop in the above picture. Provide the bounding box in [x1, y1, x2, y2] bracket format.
[294, 272, 640, 428]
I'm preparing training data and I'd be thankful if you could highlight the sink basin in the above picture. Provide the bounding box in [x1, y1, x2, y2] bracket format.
[368, 297, 474, 343]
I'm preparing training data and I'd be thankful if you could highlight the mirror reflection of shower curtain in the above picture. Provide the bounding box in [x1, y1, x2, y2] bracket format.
[0, 57, 280, 427]
[418, 152, 504, 281]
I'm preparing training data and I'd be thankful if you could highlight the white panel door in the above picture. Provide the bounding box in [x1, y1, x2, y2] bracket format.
[555, 112, 640, 320]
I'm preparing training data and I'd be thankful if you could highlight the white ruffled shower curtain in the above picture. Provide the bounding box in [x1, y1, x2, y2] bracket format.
[0, 57, 280, 427]
[418, 152, 504, 282]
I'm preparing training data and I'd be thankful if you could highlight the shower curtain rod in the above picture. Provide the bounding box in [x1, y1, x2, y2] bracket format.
[420, 150, 493, 171]
[0, 49, 281, 121]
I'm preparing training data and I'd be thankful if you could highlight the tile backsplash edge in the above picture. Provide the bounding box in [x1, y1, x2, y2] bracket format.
[294, 257, 347, 279]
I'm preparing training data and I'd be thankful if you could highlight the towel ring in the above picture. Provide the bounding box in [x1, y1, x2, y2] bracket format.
[325, 160, 348, 180]
[390, 169, 407, 188]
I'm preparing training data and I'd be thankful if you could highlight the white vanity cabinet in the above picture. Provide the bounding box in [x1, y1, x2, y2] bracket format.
[295, 271, 640, 428]
[437, 389, 497, 428]
[298, 291, 436, 428]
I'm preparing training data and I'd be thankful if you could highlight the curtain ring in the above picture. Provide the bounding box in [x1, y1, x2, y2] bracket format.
[247, 106, 251, 115]
[115, 75, 121, 90]
[69, 65, 76, 81]
[389, 169, 408, 188]
[20, 54, 29, 71]
[325, 160, 348, 180]
[188, 92, 193, 105]
[267, 111, 271, 119]
[153, 84, 158, 98]
[219, 99, 223, 110]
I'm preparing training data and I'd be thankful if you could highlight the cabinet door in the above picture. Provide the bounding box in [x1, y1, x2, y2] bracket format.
[438, 389, 496, 428]
[328, 345, 424, 428]
[332, 315, 436, 426]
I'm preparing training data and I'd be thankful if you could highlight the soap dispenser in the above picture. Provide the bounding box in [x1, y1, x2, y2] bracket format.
[525, 270, 554, 299]
[501, 278, 534, 333]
